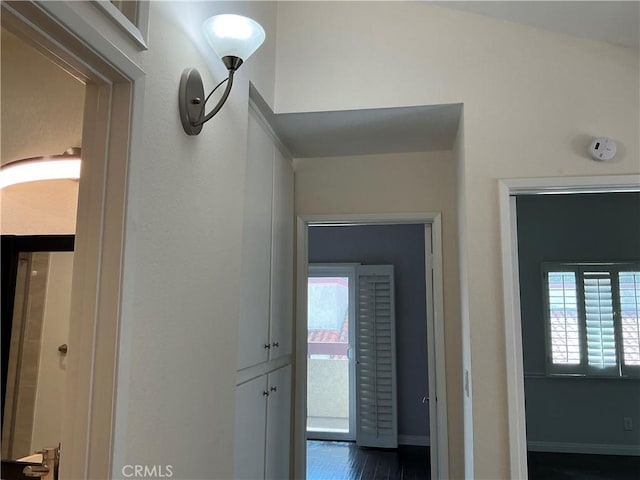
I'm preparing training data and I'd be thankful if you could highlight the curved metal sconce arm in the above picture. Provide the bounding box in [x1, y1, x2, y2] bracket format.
[192, 70, 234, 127]
[179, 56, 243, 136]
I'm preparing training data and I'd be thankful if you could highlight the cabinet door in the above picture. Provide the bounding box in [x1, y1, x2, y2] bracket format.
[234, 375, 268, 480]
[265, 365, 292, 480]
[269, 147, 294, 360]
[238, 113, 274, 370]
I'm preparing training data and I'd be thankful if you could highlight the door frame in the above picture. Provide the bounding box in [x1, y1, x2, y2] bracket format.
[1, 1, 144, 477]
[498, 174, 640, 479]
[294, 212, 449, 480]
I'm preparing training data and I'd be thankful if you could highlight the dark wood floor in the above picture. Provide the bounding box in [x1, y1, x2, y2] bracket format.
[528, 452, 640, 480]
[307, 441, 640, 480]
[307, 441, 430, 480]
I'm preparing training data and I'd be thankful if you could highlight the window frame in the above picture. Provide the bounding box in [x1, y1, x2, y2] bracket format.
[542, 261, 640, 379]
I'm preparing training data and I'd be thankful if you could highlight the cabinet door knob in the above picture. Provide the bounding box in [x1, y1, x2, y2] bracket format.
[262, 391, 270, 397]
[270, 386, 277, 392]
[264, 344, 271, 350]
[271, 341, 279, 348]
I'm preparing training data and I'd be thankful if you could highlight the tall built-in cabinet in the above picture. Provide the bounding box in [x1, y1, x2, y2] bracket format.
[234, 106, 294, 480]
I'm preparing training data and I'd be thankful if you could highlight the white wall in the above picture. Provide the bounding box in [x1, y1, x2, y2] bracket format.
[278, 2, 639, 478]
[295, 150, 462, 477]
[108, 2, 278, 478]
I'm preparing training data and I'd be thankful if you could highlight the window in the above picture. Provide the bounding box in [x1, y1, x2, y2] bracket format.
[543, 262, 640, 377]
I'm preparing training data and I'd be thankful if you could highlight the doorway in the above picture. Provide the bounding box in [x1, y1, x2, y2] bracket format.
[1, 236, 75, 460]
[1, 2, 139, 477]
[499, 175, 640, 479]
[295, 213, 449, 480]
[1, 25, 83, 461]
[516, 192, 640, 479]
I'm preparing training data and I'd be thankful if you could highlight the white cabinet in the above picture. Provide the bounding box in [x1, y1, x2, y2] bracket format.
[234, 365, 292, 480]
[269, 147, 294, 361]
[238, 111, 294, 370]
[264, 365, 292, 479]
[236, 107, 293, 480]
[234, 375, 268, 480]
[238, 113, 273, 369]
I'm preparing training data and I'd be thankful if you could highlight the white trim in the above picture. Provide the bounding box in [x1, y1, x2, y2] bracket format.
[294, 213, 449, 480]
[399, 435, 430, 447]
[294, 217, 309, 480]
[300, 212, 442, 225]
[425, 224, 438, 476]
[528, 441, 640, 456]
[499, 175, 640, 480]
[431, 217, 449, 480]
[249, 94, 293, 161]
[236, 354, 292, 386]
[501, 174, 640, 195]
[34, 1, 146, 79]
[91, 0, 149, 50]
[499, 186, 529, 480]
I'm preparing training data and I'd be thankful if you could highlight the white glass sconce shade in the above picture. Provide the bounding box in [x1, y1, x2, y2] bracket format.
[0, 148, 81, 188]
[203, 14, 265, 62]
[179, 14, 265, 135]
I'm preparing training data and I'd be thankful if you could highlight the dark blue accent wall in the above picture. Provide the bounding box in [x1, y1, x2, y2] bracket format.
[516, 192, 640, 448]
[309, 224, 429, 439]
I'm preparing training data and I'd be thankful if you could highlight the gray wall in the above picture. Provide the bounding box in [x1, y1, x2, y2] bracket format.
[309, 224, 428, 439]
[517, 193, 640, 449]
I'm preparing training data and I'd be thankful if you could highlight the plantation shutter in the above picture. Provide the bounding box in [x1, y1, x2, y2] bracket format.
[355, 265, 397, 448]
[619, 271, 640, 369]
[582, 271, 618, 374]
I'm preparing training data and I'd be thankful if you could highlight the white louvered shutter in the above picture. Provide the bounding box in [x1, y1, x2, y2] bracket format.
[583, 271, 618, 374]
[355, 265, 397, 448]
[619, 271, 640, 368]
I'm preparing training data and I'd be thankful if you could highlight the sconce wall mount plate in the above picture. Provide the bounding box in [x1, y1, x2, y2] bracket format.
[179, 68, 206, 136]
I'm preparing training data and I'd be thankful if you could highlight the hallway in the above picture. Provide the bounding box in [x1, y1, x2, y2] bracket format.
[307, 441, 430, 480]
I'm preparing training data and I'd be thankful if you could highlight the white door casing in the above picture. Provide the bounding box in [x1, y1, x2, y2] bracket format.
[294, 213, 449, 480]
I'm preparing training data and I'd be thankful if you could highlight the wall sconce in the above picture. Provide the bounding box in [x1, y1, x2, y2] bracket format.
[179, 14, 265, 135]
[0, 147, 81, 189]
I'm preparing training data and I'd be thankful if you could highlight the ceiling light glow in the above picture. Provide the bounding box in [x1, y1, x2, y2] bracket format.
[0, 157, 81, 189]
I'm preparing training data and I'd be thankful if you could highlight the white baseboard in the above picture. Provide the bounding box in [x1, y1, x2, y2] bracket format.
[528, 441, 640, 456]
[398, 435, 430, 446]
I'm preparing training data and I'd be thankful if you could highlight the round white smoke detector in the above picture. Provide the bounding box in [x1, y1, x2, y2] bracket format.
[589, 137, 617, 161]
